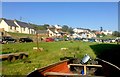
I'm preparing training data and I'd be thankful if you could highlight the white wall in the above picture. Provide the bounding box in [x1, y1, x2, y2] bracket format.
[14, 21, 36, 34]
[0, 20, 9, 32]
[0, 19, 36, 34]
[14, 21, 21, 33]
[102, 30, 113, 35]
[0, 20, 18, 33]
[30, 28, 36, 34]
[47, 29, 55, 37]
[73, 28, 88, 33]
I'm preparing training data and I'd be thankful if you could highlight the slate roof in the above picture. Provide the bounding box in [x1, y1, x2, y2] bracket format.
[15, 20, 34, 29]
[76, 28, 90, 31]
[36, 30, 48, 34]
[47, 25, 55, 29]
[48, 29, 55, 33]
[3, 18, 18, 27]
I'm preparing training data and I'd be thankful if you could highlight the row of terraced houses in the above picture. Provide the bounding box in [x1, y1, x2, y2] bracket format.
[0, 18, 113, 38]
[0, 18, 65, 37]
[0, 18, 36, 34]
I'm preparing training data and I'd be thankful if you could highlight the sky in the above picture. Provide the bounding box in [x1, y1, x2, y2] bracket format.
[1, 0, 120, 2]
[2, 2, 119, 31]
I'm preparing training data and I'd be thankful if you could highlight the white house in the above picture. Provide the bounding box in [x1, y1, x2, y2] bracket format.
[47, 25, 63, 37]
[54, 25, 62, 30]
[87, 32, 96, 38]
[73, 28, 89, 33]
[101, 30, 112, 35]
[0, 18, 18, 33]
[47, 28, 55, 37]
[73, 28, 96, 38]
[0, 18, 36, 34]
[14, 20, 36, 34]
[72, 33, 82, 38]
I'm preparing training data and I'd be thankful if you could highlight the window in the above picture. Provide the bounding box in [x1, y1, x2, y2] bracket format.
[10, 26, 12, 29]
[24, 27, 25, 31]
[15, 27, 16, 30]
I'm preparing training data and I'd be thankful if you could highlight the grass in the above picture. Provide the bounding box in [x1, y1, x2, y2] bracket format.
[2, 41, 98, 75]
[98, 35, 117, 39]
[2, 41, 120, 77]
[7, 32, 34, 38]
[7, 32, 48, 41]
[1, 32, 118, 76]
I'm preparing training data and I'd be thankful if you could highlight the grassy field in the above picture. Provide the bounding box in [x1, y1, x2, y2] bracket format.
[1, 32, 119, 76]
[1, 41, 120, 77]
[1, 41, 98, 75]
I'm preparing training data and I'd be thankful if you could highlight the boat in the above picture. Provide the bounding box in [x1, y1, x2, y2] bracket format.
[27, 55, 120, 77]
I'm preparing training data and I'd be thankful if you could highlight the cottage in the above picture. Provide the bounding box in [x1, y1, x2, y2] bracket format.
[73, 28, 89, 33]
[0, 18, 18, 33]
[101, 30, 112, 35]
[14, 20, 36, 34]
[0, 18, 36, 34]
[73, 28, 96, 38]
[47, 25, 63, 37]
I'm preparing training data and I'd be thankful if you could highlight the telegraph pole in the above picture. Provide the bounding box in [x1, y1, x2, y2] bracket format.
[36, 33, 40, 51]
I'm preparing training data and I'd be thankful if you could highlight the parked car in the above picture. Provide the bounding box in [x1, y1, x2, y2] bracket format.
[73, 37, 81, 41]
[108, 39, 116, 43]
[115, 37, 120, 44]
[88, 38, 95, 42]
[82, 38, 89, 42]
[54, 38, 63, 41]
[45, 38, 54, 42]
[64, 37, 71, 41]
[2, 36, 17, 44]
[19, 38, 33, 43]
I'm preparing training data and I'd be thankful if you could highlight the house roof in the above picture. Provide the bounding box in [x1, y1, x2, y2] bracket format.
[76, 28, 90, 31]
[47, 25, 55, 29]
[48, 29, 56, 33]
[3, 18, 18, 27]
[36, 30, 48, 34]
[15, 20, 34, 29]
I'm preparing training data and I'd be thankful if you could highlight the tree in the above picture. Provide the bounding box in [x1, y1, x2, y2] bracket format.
[62, 25, 69, 32]
[62, 25, 74, 34]
[30, 23, 50, 30]
[100, 27, 103, 31]
[112, 31, 120, 37]
[68, 27, 74, 34]
[43, 24, 50, 29]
